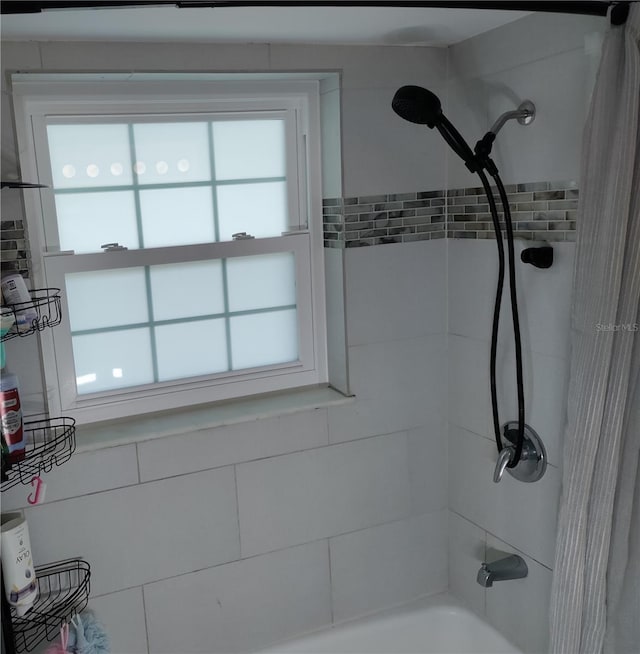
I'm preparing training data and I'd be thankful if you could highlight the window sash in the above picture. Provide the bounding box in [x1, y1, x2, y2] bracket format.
[35, 109, 305, 252]
[44, 235, 316, 422]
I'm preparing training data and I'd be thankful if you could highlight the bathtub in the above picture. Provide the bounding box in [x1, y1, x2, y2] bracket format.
[258, 593, 522, 654]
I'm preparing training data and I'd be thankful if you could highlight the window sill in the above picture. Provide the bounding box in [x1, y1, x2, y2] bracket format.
[75, 385, 353, 453]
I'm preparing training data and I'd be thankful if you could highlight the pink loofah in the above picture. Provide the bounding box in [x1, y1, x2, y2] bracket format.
[45, 623, 69, 654]
[45, 643, 68, 654]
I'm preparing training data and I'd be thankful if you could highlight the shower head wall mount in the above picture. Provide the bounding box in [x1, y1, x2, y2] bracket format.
[474, 100, 536, 173]
[489, 100, 536, 136]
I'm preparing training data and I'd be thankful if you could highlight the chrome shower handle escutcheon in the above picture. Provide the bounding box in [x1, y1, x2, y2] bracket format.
[493, 446, 515, 483]
[498, 422, 548, 483]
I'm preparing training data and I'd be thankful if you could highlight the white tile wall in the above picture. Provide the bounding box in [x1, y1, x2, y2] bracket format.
[448, 11, 603, 187]
[320, 88, 342, 198]
[495, 349, 569, 467]
[448, 240, 499, 341]
[485, 50, 587, 186]
[330, 511, 448, 622]
[449, 240, 575, 359]
[24, 467, 240, 596]
[236, 433, 412, 557]
[137, 409, 328, 482]
[89, 588, 149, 654]
[407, 420, 447, 515]
[448, 424, 560, 569]
[2, 445, 139, 510]
[345, 240, 445, 346]
[0, 42, 42, 79]
[268, 44, 447, 91]
[38, 41, 270, 72]
[346, 336, 444, 418]
[448, 237, 574, 471]
[272, 45, 447, 196]
[448, 334, 491, 438]
[341, 86, 447, 197]
[449, 12, 604, 81]
[499, 242, 576, 360]
[443, 78, 490, 190]
[144, 540, 331, 654]
[447, 233, 574, 640]
[328, 334, 445, 443]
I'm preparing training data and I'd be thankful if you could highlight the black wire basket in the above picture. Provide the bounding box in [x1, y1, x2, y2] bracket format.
[1, 289, 62, 341]
[0, 417, 76, 491]
[10, 559, 91, 653]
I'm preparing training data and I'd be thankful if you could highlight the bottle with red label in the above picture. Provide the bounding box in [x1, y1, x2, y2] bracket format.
[0, 372, 25, 463]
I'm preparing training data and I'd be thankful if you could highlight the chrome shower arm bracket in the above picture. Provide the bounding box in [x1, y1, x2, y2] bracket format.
[489, 100, 536, 136]
[474, 100, 536, 174]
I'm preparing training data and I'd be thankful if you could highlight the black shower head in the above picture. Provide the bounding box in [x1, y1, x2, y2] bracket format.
[392, 85, 480, 173]
[391, 85, 443, 128]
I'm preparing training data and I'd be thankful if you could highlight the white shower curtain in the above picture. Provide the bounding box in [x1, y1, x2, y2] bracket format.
[549, 5, 640, 654]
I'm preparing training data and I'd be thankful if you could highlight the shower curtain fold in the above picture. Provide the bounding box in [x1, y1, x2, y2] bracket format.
[549, 6, 640, 654]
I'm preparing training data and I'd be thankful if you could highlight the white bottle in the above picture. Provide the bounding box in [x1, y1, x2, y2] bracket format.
[1, 274, 38, 333]
[1, 512, 38, 617]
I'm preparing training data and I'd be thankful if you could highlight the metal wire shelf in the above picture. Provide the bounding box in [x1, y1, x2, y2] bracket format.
[0, 417, 76, 491]
[9, 559, 91, 653]
[1, 289, 62, 341]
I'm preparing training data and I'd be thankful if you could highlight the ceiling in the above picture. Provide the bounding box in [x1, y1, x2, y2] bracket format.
[0, 6, 531, 46]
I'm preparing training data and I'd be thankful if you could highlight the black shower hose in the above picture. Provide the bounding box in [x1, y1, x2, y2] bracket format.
[476, 169, 526, 467]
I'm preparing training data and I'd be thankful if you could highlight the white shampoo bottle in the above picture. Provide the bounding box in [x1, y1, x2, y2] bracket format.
[1, 512, 38, 616]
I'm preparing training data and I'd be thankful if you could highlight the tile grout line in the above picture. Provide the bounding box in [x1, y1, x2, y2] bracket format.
[141, 584, 151, 654]
[327, 538, 334, 624]
[449, 508, 553, 571]
[233, 464, 243, 559]
[100, 509, 445, 597]
[135, 442, 142, 484]
[13, 429, 417, 510]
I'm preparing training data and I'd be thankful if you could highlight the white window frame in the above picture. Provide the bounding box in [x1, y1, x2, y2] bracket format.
[12, 76, 327, 424]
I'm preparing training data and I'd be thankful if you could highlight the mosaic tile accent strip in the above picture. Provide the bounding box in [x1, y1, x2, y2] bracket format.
[446, 180, 578, 242]
[323, 180, 578, 248]
[1, 219, 31, 278]
[323, 191, 446, 249]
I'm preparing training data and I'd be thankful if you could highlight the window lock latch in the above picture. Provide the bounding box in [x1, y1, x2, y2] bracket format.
[232, 232, 255, 241]
[101, 243, 129, 252]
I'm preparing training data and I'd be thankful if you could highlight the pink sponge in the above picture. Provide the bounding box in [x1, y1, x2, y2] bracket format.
[45, 623, 69, 654]
[45, 643, 69, 654]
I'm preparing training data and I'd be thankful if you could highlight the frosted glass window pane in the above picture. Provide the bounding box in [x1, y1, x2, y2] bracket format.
[217, 182, 287, 241]
[66, 268, 148, 332]
[47, 124, 133, 189]
[73, 328, 154, 394]
[213, 120, 286, 181]
[55, 191, 139, 253]
[155, 320, 228, 382]
[133, 122, 211, 184]
[139, 187, 215, 248]
[227, 253, 295, 312]
[230, 309, 298, 370]
[150, 261, 224, 321]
